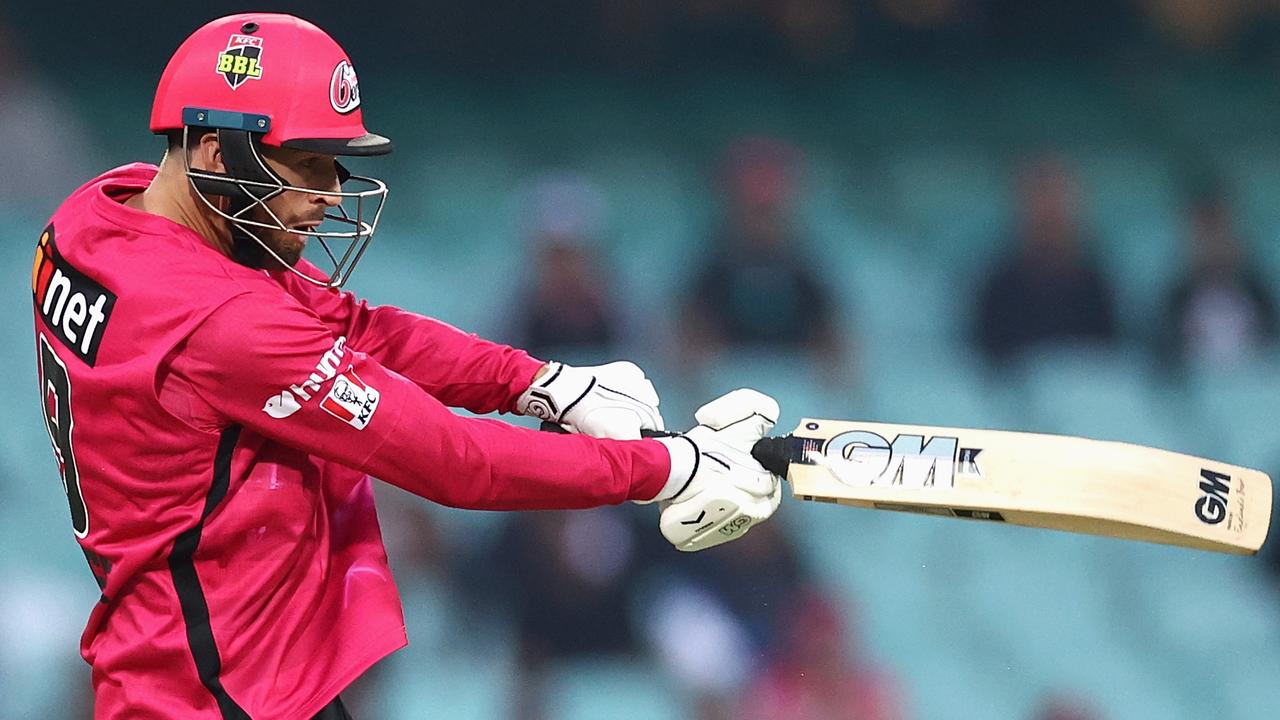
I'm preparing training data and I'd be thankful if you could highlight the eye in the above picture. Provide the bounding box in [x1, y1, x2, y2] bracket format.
[305, 157, 340, 179]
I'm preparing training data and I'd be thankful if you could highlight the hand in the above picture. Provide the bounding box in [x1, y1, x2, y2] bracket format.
[517, 361, 664, 440]
[649, 389, 782, 552]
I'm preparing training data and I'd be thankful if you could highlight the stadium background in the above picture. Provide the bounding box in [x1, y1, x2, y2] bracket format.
[4, 2, 1280, 718]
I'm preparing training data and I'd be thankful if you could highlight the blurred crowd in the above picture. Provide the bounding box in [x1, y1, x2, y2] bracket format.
[5, 3, 1280, 719]
[587, 0, 1280, 70]
[355, 130, 1280, 718]
[14, 1, 1280, 82]
[509, 135, 1280, 381]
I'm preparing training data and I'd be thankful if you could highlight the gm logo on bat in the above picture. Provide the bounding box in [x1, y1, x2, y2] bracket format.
[1195, 469, 1232, 525]
[821, 430, 982, 488]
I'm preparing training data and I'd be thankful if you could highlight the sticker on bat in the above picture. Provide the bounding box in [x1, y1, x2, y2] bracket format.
[809, 430, 982, 488]
[1195, 469, 1231, 525]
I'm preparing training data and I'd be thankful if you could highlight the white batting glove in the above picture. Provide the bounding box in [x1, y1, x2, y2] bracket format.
[647, 389, 783, 552]
[517, 361, 665, 440]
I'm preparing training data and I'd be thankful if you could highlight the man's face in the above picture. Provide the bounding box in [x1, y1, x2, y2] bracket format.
[253, 144, 343, 267]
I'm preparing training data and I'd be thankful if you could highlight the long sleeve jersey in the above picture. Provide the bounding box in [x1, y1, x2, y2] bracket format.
[31, 163, 670, 719]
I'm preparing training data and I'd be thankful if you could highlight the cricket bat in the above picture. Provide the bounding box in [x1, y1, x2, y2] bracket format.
[750, 419, 1272, 555]
[541, 418, 1271, 554]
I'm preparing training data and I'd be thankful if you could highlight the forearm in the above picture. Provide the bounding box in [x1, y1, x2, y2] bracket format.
[345, 302, 544, 413]
[178, 294, 658, 509]
[363, 377, 670, 509]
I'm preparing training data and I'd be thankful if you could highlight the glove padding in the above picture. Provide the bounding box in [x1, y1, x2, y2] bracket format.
[518, 361, 664, 440]
[653, 389, 782, 552]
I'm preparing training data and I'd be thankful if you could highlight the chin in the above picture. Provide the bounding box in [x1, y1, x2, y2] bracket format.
[265, 238, 305, 267]
[258, 249, 302, 271]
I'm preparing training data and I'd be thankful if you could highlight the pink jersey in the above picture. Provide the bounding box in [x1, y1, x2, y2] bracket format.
[32, 164, 671, 719]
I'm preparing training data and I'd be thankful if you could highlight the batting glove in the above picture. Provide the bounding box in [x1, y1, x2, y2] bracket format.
[518, 361, 665, 440]
[648, 388, 783, 552]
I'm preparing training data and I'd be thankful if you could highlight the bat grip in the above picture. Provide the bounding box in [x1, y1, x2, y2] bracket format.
[538, 420, 672, 439]
[538, 421, 796, 476]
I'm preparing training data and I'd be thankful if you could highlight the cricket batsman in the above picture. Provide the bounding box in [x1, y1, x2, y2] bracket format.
[31, 13, 783, 719]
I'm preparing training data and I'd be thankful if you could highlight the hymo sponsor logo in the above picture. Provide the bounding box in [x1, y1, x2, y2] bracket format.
[820, 429, 982, 488]
[289, 336, 347, 400]
[261, 336, 347, 418]
[1194, 468, 1232, 525]
[263, 391, 302, 419]
[320, 370, 380, 430]
[32, 226, 115, 367]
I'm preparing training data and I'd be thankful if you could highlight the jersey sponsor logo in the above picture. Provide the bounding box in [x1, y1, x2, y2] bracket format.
[32, 225, 116, 367]
[818, 429, 982, 488]
[329, 60, 361, 114]
[320, 370, 380, 429]
[217, 34, 264, 89]
[261, 336, 347, 419]
[262, 391, 302, 419]
[1195, 468, 1231, 525]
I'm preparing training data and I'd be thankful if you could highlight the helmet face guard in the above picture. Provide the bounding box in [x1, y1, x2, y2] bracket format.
[150, 14, 395, 288]
[179, 122, 388, 288]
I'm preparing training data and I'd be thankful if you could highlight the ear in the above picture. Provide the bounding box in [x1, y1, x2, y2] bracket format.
[189, 131, 226, 174]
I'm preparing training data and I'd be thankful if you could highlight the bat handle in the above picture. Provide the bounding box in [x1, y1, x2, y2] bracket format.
[538, 420, 673, 439]
[538, 421, 797, 477]
[751, 435, 796, 477]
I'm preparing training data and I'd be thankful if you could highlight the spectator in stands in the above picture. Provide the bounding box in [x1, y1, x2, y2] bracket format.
[681, 136, 845, 369]
[339, 491, 456, 716]
[487, 507, 667, 720]
[683, 521, 809, 653]
[0, 21, 98, 209]
[1159, 185, 1276, 369]
[640, 522, 818, 719]
[736, 585, 906, 720]
[509, 173, 622, 362]
[1141, 0, 1254, 50]
[975, 154, 1118, 363]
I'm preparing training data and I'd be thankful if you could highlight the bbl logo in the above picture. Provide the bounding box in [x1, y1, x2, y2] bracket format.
[217, 34, 264, 89]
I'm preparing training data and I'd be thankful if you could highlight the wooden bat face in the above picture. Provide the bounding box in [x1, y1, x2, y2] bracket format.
[772, 419, 1271, 555]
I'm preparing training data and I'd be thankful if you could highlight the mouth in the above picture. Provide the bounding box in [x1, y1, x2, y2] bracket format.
[289, 221, 323, 232]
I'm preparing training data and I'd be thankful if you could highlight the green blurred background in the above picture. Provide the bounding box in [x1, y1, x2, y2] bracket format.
[5, 2, 1280, 718]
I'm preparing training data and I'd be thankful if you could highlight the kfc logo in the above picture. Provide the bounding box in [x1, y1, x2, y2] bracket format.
[320, 370, 380, 430]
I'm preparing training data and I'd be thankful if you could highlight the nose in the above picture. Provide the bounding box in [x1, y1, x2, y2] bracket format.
[312, 181, 342, 208]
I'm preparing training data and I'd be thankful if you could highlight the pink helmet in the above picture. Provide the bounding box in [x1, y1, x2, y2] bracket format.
[151, 13, 391, 155]
[150, 13, 391, 288]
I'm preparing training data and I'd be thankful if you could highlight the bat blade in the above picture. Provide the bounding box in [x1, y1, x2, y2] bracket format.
[779, 418, 1272, 555]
